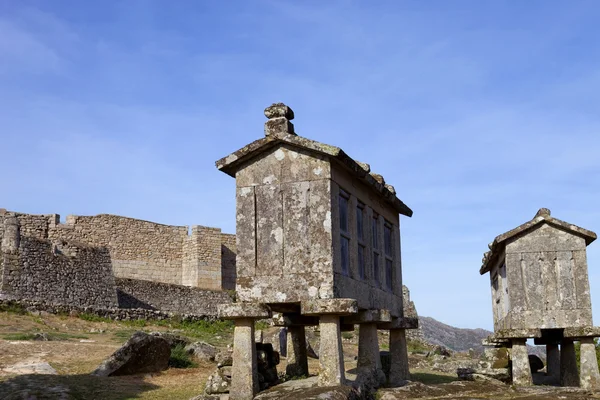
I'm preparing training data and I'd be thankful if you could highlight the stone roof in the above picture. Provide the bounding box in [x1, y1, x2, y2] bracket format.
[480, 208, 597, 275]
[215, 103, 413, 217]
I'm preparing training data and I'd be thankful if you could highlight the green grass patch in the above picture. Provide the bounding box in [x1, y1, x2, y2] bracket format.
[255, 319, 270, 331]
[168, 344, 198, 369]
[0, 302, 28, 315]
[407, 340, 430, 354]
[342, 332, 354, 340]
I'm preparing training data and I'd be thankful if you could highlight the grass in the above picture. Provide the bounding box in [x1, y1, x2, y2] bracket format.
[168, 344, 198, 369]
[342, 332, 354, 340]
[407, 340, 430, 354]
[0, 302, 28, 315]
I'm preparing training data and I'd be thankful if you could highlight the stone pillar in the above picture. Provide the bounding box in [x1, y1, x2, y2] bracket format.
[389, 329, 410, 385]
[318, 314, 345, 386]
[286, 325, 309, 378]
[230, 318, 258, 400]
[579, 338, 600, 390]
[546, 344, 560, 381]
[511, 338, 532, 386]
[357, 323, 384, 384]
[218, 303, 271, 400]
[560, 340, 580, 387]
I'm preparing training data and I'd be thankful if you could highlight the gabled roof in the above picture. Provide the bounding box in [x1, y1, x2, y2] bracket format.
[215, 103, 413, 217]
[480, 208, 597, 275]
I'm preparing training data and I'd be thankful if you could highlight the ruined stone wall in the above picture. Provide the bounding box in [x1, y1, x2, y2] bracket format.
[221, 233, 236, 290]
[115, 278, 232, 316]
[1, 210, 234, 290]
[0, 215, 118, 308]
[403, 285, 423, 341]
[48, 214, 188, 285]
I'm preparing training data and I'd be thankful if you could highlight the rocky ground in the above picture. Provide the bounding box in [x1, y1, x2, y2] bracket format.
[0, 309, 599, 399]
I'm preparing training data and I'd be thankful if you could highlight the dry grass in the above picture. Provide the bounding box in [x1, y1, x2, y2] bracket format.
[0, 311, 220, 399]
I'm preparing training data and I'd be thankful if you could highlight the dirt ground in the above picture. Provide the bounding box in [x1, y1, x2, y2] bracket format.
[1, 311, 600, 400]
[0, 311, 215, 399]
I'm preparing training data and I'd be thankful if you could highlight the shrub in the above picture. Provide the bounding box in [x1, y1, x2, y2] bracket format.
[168, 344, 197, 369]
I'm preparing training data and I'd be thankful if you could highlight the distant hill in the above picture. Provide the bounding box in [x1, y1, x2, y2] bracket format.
[418, 316, 546, 358]
[418, 316, 492, 352]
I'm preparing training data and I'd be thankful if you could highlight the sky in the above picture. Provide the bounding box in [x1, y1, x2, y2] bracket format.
[1, 0, 599, 331]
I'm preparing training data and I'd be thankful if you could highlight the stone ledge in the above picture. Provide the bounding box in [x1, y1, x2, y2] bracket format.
[343, 309, 392, 324]
[564, 326, 600, 338]
[377, 317, 419, 330]
[489, 328, 542, 340]
[300, 298, 358, 316]
[218, 302, 271, 319]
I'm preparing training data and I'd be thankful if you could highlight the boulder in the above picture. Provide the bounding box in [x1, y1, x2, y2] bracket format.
[92, 331, 171, 377]
[457, 367, 511, 384]
[150, 332, 189, 348]
[204, 367, 231, 395]
[215, 350, 233, 367]
[186, 341, 218, 362]
[529, 354, 544, 373]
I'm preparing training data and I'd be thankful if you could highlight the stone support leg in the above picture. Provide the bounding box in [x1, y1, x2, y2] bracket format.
[389, 329, 409, 386]
[286, 325, 309, 378]
[230, 318, 258, 400]
[511, 339, 532, 386]
[560, 340, 580, 387]
[579, 338, 600, 390]
[318, 314, 345, 386]
[546, 344, 560, 381]
[357, 323, 385, 385]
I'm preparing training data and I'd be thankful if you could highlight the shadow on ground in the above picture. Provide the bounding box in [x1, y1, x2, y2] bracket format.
[410, 372, 458, 384]
[0, 373, 159, 400]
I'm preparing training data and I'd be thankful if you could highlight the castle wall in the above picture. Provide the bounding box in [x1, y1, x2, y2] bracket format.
[1, 210, 234, 291]
[115, 278, 232, 316]
[48, 214, 188, 286]
[0, 218, 118, 308]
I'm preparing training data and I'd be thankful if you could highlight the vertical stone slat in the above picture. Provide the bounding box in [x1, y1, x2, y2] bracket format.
[283, 182, 310, 274]
[236, 187, 256, 277]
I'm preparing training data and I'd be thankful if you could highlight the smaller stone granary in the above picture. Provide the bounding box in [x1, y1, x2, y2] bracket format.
[216, 103, 417, 399]
[481, 208, 600, 388]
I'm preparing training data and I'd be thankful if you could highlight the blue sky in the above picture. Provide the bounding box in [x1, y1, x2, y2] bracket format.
[1, 0, 599, 330]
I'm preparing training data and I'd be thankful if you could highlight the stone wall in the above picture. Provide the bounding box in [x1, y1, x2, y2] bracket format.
[49, 214, 188, 286]
[403, 285, 423, 341]
[1, 209, 235, 291]
[116, 278, 232, 316]
[1, 215, 118, 308]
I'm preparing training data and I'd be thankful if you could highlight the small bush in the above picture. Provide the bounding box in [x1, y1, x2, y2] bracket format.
[169, 344, 197, 369]
[0, 302, 28, 315]
[342, 332, 354, 340]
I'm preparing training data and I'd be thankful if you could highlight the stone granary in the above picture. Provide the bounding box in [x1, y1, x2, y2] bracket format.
[216, 103, 417, 399]
[481, 208, 600, 389]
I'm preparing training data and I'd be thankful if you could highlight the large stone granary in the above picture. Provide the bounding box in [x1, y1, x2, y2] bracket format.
[216, 103, 417, 399]
[481, 208, 600, 388]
